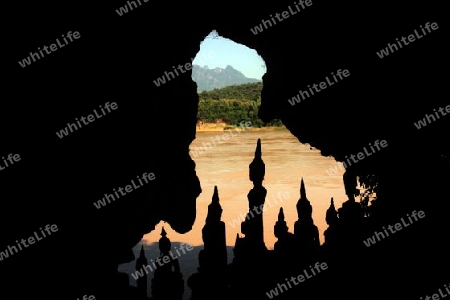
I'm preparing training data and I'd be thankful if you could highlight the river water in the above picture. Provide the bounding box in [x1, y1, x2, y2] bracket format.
[143, 127, 347, 249]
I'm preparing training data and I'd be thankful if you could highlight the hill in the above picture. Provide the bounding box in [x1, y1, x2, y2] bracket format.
[192, 65, 261, 91]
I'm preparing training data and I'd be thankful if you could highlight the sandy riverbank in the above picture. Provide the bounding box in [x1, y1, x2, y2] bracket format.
[196, 122, 286, 132]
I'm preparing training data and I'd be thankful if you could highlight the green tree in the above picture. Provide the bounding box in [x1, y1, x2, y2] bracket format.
[197, 83, 283, 128]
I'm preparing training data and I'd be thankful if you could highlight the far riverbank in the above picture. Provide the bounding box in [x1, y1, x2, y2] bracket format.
[196, 122, 287, 132]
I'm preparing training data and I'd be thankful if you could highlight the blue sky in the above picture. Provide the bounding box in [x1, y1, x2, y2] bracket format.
[192, 30, 266, 80]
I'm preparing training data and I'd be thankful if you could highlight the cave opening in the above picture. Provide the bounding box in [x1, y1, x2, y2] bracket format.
[117, 30, 352, 300]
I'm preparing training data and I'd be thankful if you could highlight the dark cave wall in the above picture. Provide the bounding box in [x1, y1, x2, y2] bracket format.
[3, 0, 449, 299]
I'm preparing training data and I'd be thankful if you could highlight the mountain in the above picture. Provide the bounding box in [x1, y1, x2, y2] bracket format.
[192, 64, 261, 91]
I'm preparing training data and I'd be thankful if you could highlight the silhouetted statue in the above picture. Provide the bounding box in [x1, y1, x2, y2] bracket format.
[233, 138, 268, 264]
[150, 227, 184, 300]
[202, 186, 227, 272]
[187, 186, 228, 300]
[339, 171, 364, 225]
[274, 207, 296, 254]
[229, 139, 272, 299]
[273, 207, 297, 277]
[240, 138, 267, 251]
[136, 245, 149, 299]
[323, 198, 340, 250]
[294, 178, 320, 254]
[337, 171, 366, 249]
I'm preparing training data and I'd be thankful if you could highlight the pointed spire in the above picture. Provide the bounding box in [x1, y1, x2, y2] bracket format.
[255, 138, 262, 159]
[139, 244, 145, 258]
[159, 226, 171, 253]
[206, 186, 222, 222]
[249, 139, 265, 184]
[300, 177, 307, 199]
[278, 207, 285, 221]
[274, 207, 289, 239]
[212, 185, 219, 204]
[326, 197, 338, 225]
[296, 178, 313, 220]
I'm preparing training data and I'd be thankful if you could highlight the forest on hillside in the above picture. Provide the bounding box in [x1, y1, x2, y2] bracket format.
[197, 82, 282, 127]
